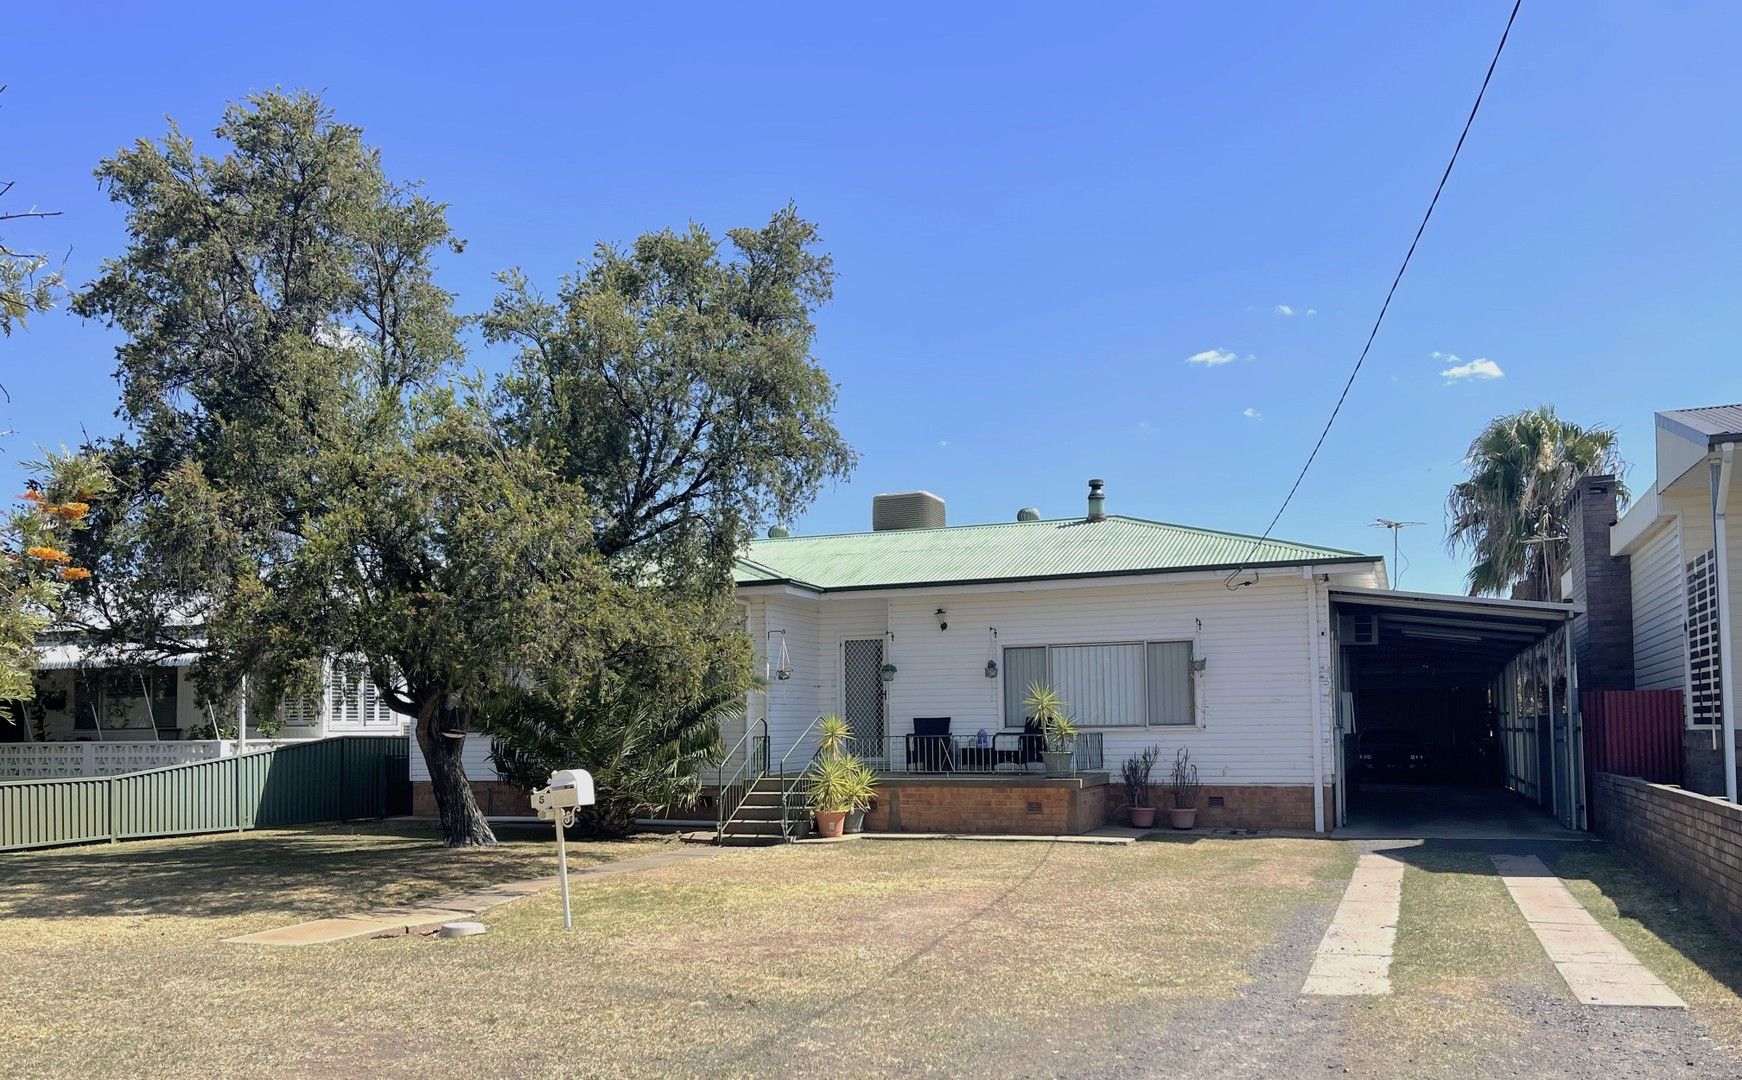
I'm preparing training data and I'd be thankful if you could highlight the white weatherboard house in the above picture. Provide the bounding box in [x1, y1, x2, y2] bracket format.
[1, 640, 406, 779]
[722, 481, 1584, 839]
[1610, 404, 1742, 794]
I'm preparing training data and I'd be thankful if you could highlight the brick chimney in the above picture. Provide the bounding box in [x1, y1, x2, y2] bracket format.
[1568, 474, 1634, 691]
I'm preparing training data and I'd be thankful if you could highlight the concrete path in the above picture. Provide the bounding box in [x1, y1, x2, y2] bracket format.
[225, 846, 713, 946]
[790, 827, 1146, 846]
[1301, 851, 1404, 996]
[1492, 853, 1686, 1009]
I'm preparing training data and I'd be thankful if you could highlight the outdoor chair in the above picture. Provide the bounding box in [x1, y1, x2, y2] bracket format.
[905, 716, 955, 773]
[994, 718, 1047, 772]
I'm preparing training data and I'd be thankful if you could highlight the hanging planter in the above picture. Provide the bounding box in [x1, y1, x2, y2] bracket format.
[880, 662, 897, 683]
[984, 660, 998, 679]
[769, 629, 793, 681]
[984, 628, 1000, 679]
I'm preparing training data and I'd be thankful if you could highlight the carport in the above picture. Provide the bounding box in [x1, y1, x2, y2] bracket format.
[1329, 588, 1583, 835]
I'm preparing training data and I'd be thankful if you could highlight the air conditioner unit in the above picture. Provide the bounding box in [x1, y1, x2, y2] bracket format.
[1340, 614, 1378, 646]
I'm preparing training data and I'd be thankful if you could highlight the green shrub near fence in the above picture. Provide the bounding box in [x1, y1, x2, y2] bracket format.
[0, 736, 409, 852]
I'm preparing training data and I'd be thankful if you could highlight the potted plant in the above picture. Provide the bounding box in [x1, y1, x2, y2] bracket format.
[816, 714, 852, 757]
[1023, 682, 1078, 777]
[1162, 747, 1201, 829]
[843, 758, 879, 833]
[1121, 745, 1161, 828]
[807, 755, 856, 837]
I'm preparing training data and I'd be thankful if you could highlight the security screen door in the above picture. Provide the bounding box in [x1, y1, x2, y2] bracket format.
[841, 638, 886, 760]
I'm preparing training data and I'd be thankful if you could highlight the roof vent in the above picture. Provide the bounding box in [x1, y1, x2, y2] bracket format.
[767, 525, 790, 539]
[1016, 507, 1041, 522]
[872, 491, 946, 531]
[1086, 479, 1106, 522]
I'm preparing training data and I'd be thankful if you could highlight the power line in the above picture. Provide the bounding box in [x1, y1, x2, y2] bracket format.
[1225, 0, 1524, 590]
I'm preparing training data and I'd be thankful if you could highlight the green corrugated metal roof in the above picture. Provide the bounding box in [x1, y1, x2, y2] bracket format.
[733, 515, 1374, 592]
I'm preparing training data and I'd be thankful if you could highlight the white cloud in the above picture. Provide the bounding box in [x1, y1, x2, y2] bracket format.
[1274, 304, 1294, 316]
[1438, 353, 1505, 382]
[1305, 308, 1317, 316]
[1275, 304, 1318, 317]
[937, 439, 950, 447]
[1187, 348, 1237, 367]
[1243, 407, 1262, 420]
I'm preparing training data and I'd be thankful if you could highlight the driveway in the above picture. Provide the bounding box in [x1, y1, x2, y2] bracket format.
[1060, 838, 1742, 1079]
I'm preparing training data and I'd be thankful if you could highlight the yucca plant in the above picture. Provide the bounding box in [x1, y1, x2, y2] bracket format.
[806, 754, 858, 814]
[816, 713, 853, 758]
[1023, 682, 1077, 751]
[842, 756, 880, 810]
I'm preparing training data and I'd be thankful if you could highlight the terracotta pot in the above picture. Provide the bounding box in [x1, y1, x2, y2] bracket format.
[815, 810, 847, 838]
[1168, 807, 1197, 830]
[1128, 806, 1156, 829]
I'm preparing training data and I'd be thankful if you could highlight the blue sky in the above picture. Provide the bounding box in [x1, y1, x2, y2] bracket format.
[4, 2, 1739, 594]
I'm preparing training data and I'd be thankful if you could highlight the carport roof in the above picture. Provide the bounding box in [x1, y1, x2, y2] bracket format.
[1328, 587, 1578, 623]
[1329, 587, 1575, 671]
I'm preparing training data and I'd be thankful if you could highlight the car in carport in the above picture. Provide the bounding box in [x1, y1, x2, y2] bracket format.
[1358, 728, 1431, 782]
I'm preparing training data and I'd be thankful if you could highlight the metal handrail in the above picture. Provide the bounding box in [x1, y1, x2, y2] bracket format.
[715, 717, 769, 844]
[777, 715, 828, 841]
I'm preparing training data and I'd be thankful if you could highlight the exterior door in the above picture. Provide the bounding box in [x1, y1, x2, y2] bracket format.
[842, 638, 887, 760]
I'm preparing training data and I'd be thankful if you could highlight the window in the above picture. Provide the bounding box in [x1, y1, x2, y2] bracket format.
[1002, 641, 1196, 728]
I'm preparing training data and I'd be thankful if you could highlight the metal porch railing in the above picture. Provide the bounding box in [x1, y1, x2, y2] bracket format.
[714, 718, 769, 844]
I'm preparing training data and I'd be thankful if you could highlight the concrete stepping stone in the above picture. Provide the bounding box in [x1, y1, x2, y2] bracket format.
[1303, 852, 1405, 996]
[1491, 853, 1685, 1010]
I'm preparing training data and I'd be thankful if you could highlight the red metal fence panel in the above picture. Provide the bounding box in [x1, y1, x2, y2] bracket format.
[1582, 690, 1684, 797]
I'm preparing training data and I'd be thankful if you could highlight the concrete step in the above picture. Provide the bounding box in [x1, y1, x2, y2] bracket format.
[722, 818, 790, 835]
[716, 833, 785, 847]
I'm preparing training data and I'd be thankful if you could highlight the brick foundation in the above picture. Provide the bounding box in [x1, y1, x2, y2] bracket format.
[412, 781, 715, 821]
[863, 774, 1112, 835]
[1593, 772, 1742, 937]
[1106, 784, 1329, 831]
[411, 780, 531, 819]
[858, 775, 1325, 834]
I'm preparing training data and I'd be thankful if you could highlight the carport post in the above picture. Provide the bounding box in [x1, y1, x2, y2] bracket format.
[1713, 448, 1737, 803]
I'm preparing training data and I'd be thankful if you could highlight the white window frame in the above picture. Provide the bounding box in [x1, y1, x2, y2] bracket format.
[1000, 637, 1202, 730]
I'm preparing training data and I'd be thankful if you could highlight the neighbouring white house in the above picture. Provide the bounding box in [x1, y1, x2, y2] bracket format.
[0, 636, 407, 779]
[1607, 404, 1742, 794]
[714, 480, 1583, 839]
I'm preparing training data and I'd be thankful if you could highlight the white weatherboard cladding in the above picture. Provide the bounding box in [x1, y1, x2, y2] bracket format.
[754, 594, 826, 768]
[1630, 520, 1687, 693]
[1658, 477, 1742, 724]
[409, 735, 500, 782]
[863, 575, 1322, 787]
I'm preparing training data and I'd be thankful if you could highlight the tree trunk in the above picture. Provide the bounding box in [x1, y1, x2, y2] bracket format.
[415, 707, 497, 847]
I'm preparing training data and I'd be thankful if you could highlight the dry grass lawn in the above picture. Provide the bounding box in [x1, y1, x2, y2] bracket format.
[0, 826, 1348, 1079]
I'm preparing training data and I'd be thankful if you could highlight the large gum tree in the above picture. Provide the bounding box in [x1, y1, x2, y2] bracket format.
[72, 92, 854, 846]
[70, 91, 597, 845]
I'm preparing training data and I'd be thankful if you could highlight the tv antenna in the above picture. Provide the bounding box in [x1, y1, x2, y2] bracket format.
[1370, 518, 1426, 588]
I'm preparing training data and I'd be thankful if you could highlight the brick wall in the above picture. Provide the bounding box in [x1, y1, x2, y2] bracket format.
[1570, 475, 1635, 691]
[1592, 771, 1742, 936]
[1672, 728, 1742, 797]
[411, 780, 531, 818]
[1105, 784, 1327, 830]
[864, 777, 1101, 835]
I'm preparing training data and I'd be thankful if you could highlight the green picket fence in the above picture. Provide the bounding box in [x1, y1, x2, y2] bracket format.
[0, 736, 410, 852]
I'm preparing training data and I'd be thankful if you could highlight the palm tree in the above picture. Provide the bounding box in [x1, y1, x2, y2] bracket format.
[1446, 405, 1627, 601]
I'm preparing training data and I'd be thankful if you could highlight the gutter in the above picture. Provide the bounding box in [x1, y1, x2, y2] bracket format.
[1714, 444, 1737, 802]
[732, 554, 1380, 594]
